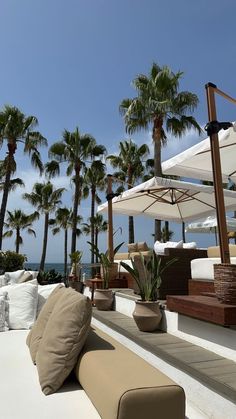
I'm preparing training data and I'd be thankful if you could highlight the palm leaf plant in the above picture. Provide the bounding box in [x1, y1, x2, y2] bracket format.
[88, 241, 124, 289]
[120, 251, 177, 301]
[0, 105, 47, 249]
[120, 63, 201, 240]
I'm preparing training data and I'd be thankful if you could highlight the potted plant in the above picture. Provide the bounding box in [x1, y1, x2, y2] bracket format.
[68, 251, 83, 292]
[120, 251, 176, 331]
[88, 241, 124, 310]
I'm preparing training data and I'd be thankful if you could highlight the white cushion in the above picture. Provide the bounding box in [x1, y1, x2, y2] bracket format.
[27, 270, 39, 279]
[37, 283, 65, 316]
[154, 240, 183, 255]
[0, 274, 7, 287]
[183, 242, 197, 249]
[4, 269, 25, 284]
[0, 283, 38, 329]
[191, 257, 236, 280]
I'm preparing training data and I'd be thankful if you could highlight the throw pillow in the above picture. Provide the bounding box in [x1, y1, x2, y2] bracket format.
[0, 296, 6, 332]
[0, 291, 9, 330]
[37, 283, 65, 316]
[0, 274, 7, 287]
[36, 288, 92, 395]
[137, 241, 149, 252]
[183, 242, 197, 249]
[27, 284, 65, 363]
[0, 283, 38, 329]
[18, 271, 33, 283]
[128, 243, 138, 253]
[4, 269, 25, 284]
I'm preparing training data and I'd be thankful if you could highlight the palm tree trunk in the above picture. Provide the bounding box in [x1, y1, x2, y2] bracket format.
[164, 221, 169, 242]
[91, 188, 95, 265]
[182, 222, 186, 243]
[71, 166, 80, 253]
[40, 212, 49, 271]
[153, 134, 162, 242]
[95, 228, 99, 263]
[0, 144, 15, 250]
[64, 228, 68, 277]
[127, 169, 135, 243]
[16, 227, 20, 253]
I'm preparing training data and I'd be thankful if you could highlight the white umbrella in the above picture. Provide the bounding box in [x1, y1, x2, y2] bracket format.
[98, 177, 236, 223]
[185, 215, 236, 233]
[162, 122, 236, 182]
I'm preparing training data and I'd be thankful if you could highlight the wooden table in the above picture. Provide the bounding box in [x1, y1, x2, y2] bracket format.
[85, 278, 103, 303]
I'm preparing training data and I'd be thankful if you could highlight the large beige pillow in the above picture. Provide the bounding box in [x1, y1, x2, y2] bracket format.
[36, 288, 92, 395]
[18, 271, 33, 283]
[26, 284, 65, 363]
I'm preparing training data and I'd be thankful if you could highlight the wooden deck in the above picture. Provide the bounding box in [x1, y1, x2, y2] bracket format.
[92, 308, 236, 404]
[166, 295, 236, 326]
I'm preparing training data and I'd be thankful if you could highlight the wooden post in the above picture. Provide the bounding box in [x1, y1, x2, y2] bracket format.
[205, 83, 230, 263]
[107, 174, 114, 262]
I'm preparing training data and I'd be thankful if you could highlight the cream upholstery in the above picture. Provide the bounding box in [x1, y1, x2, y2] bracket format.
[207, 244, 236, 257]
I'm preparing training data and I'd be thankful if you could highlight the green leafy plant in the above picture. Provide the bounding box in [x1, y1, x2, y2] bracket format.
[0, 250, 27, 273]
[37, 269, 64, 285]
[88, 241, 124, 289]
[120, 251, 177, 301]
[69, 251, 83, 279]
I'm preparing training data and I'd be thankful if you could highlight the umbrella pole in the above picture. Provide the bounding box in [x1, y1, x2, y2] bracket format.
[205, 83, 230, 263]
[107, 174, 114, 262]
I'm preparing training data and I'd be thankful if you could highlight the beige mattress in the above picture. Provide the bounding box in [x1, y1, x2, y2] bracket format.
[0, 330, 100, 419]
[191, 257, 236, 280]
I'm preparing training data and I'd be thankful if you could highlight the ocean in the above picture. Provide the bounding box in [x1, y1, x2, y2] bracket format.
[25, 263, 93, 279]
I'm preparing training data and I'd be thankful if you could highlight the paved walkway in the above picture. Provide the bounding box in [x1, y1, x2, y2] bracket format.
[93, 308, 236, 404]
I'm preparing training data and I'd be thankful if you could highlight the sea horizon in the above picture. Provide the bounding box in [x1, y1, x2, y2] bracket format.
[25, 262, 92, 278]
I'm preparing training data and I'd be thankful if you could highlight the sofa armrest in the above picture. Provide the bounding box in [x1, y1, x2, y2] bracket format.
[75, 327, 185, 419]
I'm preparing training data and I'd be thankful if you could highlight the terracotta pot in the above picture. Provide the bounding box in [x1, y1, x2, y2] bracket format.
[133, 301, 162, 332]
[214, 263, 236, 304]
[94, 289, 114, 311]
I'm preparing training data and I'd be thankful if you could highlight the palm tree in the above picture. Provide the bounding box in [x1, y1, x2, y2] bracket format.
[0, 160, 25, 192]
[45, 127, 106, 253]
[84, 160, 106, 263]
[0, 105, 47, 249]
[49, 207, 83, 277]
[120, 63, 201, 240]
[23, 182, 65, 271]
[107, 139, 149, 243]
[3, 209, 39, 253]
[83, 214, 108, 263]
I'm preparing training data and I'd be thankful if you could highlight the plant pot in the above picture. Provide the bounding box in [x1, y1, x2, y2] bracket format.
[132, 301, 162, 332]
[214, 263, 236, 304]
[94, 289, 114, 311]
[68, 275, 84, 293]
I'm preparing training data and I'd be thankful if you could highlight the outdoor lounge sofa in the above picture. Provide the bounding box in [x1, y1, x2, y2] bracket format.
[0, 280, 185, 419]
[189, 244, 236, 295]
[115, 242, 207, 298]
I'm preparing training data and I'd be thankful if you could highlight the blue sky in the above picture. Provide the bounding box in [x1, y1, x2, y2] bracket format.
[1, 0, 236, 263]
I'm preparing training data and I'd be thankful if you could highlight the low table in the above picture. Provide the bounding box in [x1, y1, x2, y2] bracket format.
[166, 295, 236, 326]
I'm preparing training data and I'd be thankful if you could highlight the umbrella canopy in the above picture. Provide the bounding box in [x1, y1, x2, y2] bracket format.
[162, 123, 236, 182]
[98, 177, 236, 223]
[185, 215, 236, 233]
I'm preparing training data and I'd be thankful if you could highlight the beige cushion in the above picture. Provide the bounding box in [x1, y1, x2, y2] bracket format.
[36, 288, 92, 395]
[75, 327, 185, 419]
[128, 243, 138, 253]
[18, 271, 33, 283]
[26, 284, 65, 363]
[207, 244, 236, 257]
[137, 241, 149, 251]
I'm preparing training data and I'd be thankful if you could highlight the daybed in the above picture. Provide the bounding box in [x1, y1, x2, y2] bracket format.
[115, 242, 207, 298]
[0, 279, 185, 419]
[189, 244, 236, 295]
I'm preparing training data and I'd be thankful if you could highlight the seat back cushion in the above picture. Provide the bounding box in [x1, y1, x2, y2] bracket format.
[207, 244, 236, 257]
[26, 284, 65, 363]
[36, 288, 92, 395]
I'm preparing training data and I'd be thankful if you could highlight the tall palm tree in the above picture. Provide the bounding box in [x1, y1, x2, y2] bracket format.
[84, 160, 106, 263]
[49, 207, 83, 277]
[3, 209, 39, 253]
[0, 105, 47, 249]
[23, 182, 65, 271]
[83, 214, 108, 263]
[107, 139, 149, 243]
[0, 160, 25, 192]
[45, 127, 106, 253]
[120, 63, 201, 240]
